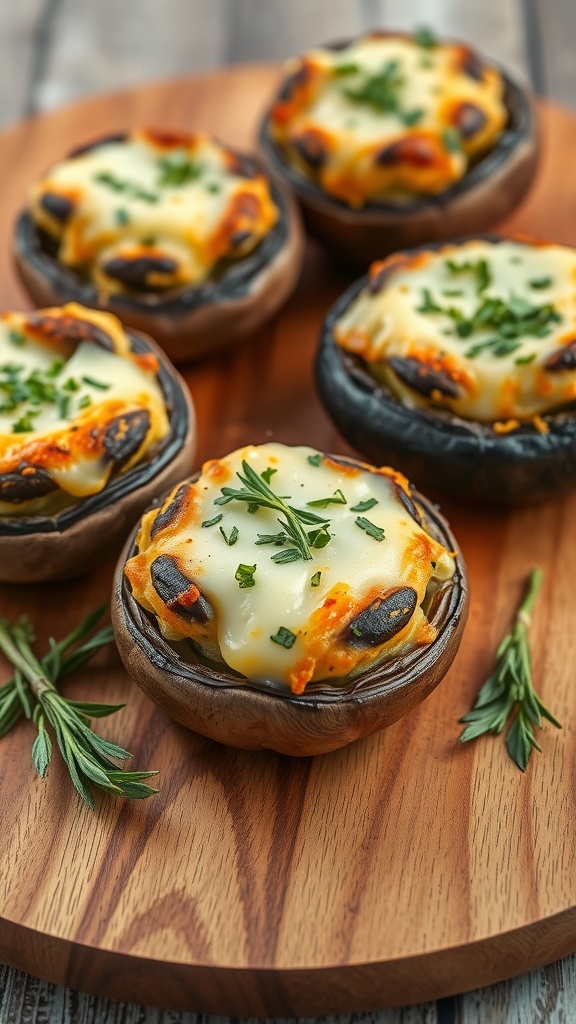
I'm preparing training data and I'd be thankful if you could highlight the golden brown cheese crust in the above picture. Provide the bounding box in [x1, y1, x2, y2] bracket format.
[334, 239, 576, 425]
[28, 129, 280, 296]
[0, 303, 169, 516]
[270, 32, 507, 206]
[125, 443, 456, 693]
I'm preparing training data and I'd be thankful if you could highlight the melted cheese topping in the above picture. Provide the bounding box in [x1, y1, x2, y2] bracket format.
[334, 239, 576, 424]
[270, 32, 507, 206]
[125, 443, 455, 693]
[0, 303, 169, 516]
[29, 129, 279, 294]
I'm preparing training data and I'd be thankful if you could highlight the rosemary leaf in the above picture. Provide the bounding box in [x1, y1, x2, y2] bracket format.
[0, 608, 158, 806]
[459, 568, 561, 770]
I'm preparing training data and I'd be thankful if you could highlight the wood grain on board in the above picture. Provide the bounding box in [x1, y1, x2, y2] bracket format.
[0, 67, 576, 1018]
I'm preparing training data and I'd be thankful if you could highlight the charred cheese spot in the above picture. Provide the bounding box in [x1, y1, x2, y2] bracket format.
[39, 192, 75, 224]
[126, 442, 456, 693]
[0, 303, 169, 516]
[28, 130, 279, 295]
[334, 239, 576, 423]
[270, 33, 507, 205]
[26, 312, 115, 352]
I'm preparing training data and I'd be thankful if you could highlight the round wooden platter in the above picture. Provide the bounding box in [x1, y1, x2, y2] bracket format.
[1, 67, 576, 1017]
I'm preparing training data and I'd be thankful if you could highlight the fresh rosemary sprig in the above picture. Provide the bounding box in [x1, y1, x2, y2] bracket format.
[460, 568, 561, 770]
[0, 607, 158, 808]
[214, 460, 329, 562]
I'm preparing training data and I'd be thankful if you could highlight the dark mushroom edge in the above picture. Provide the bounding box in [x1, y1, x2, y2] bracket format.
[315, 241, 576, 505]
[0, 327, 196, 583]
[112, 460, 468, 756]
[13, 136, 304, 363]
[259, 44, 539, 265]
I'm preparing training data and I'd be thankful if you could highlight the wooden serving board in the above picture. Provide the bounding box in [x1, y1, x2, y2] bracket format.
[1, 68, 576, 1017]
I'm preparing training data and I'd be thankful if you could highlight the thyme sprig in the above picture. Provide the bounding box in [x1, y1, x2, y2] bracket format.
[460, 569, 561, 770]
[214, 460, 329, 562]
[0, 607, 158, 807]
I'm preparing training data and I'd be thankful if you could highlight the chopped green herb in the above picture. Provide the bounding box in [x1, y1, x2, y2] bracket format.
[206, 182, 221, 193]
[114, 208, 130, 225]
[307, 488, 346, 509]
[94, 171, 158, 203]
[311, 571, 322, 588]
[421, 287, 561, 355]
[419, 56, 434, 69]
[57, 394, 70, 419]
[350, 497, 379, 512]
[78, 394, 92, 409]
[355, 516, 385, 542]
[442, 128, 462, 153]
[46, 359, 64, 379]
[401, 108, 425, 127]
[201, 513, 223, 528]
[307, 453, 323, 466]
[307, 525, 331, 549]
[235, 563, 256, 588]
[12, 410, 39, 433]
[62, 377, 80, 393]
[214, 459, 328, 561]
[528, 277, 553, 289]
[261, 466, 277, 485]
[271, 548, 301, 564]
[343, 59, 404, 114]
[333, 62, 360, 76]
[417, 288, 443, 314]
[515, 353, 537, 365]
[81, 375, 110, 390]
[350, 625, 362, 638]
[220, 525, 239, 546]
[157, 151, 202, 187]
[446, 257, 491, 293]
[414, 26, 437, 48]
[256, 531, 288, 546]
[141, 235, 157, 246]
[8, 330, 25, 348]
[270, 626, 297, 649]
[442, 289, 464, 297]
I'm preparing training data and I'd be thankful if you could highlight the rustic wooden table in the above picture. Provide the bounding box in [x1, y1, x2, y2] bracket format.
[1, 1, 575, 1022]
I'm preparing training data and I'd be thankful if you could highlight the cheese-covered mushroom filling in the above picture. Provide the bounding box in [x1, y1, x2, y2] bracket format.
[269, 31, 507, 206]
[28, 129, 279, 296]
[125, 443, 456, 694]
[0, 303, 169, 516]
[334, 239, 576, 425]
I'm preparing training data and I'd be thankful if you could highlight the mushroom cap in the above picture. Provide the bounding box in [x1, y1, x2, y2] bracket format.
[259, 57, 539, 265]
[112, 469, 468, 756]
[0, 328, 196, 583]
[13, 147, 304, 364]
[315, 261, 576, 505]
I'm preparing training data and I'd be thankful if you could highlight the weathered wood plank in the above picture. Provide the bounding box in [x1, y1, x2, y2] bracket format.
[224, 0, 362, 62]
[532, 0, 576, 106]
[457, 956, 571, 1022]
[363, 0, 529, 83]
[0, 0, 45, 127]
[29, 0, 228, 116]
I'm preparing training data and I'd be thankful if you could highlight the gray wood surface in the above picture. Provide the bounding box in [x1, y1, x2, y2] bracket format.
[0, 1, 575, 1022]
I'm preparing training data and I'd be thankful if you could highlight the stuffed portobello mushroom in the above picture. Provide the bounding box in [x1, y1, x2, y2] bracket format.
[14, 128, 304, 363]
[259, 30, 538, 263]
[316, 237, 576, 504]
[113, 442, 468, 755]
[0, 302, 195, 582]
